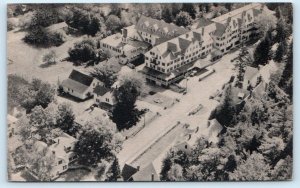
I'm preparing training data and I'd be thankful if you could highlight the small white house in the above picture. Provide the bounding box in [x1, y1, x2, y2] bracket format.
[93, 85, 116, 110]
[28, 132, 78, 180]
[61, 69, 102, 100]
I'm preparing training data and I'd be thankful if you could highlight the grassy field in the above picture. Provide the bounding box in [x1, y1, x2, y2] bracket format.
[7, 29, 90, 85]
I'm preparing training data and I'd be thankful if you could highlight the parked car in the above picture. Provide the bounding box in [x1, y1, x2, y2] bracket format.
[154, 98, 163, 103]
[190, 70, 197, 77]
[127, 63, 135, 69]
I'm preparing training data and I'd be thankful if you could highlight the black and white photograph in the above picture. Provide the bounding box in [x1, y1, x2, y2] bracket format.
[6, 2, 293, 181]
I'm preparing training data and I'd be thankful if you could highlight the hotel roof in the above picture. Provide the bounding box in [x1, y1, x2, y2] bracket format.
[135, 16, 189, 45]
[211, 3, 261, 23]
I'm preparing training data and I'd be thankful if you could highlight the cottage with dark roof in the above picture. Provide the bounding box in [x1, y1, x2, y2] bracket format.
[93, 85, 116, 110]
[61, 69, 102, 100]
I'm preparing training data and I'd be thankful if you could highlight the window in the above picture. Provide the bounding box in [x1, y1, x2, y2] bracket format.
[58, 160, 62, 165]
[63, 165, 67, 170]
[106, 98, 109, 102]
[162, 63, 165, 66]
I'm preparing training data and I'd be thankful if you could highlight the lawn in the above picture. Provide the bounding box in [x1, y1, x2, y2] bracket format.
[7, 29, 91, 85]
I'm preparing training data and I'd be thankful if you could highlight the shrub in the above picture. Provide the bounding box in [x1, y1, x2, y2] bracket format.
[24, 26, 64, 47]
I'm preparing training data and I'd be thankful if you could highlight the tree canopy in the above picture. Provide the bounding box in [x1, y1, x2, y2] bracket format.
[74, 117, 123, 166]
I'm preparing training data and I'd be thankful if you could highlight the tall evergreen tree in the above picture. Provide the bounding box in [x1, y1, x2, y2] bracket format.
[252, 31, 272, 67]
[275, 8, 288, 43]
[278, 41, 293, 99]
[106, 157, 121, 181]
[160, 156, 172, 181]
[274, 40, 286, 63]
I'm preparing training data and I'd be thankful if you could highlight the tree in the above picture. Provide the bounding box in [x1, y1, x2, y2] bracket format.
[181, 3, 197, 19]
[278, 41, 293, 99]
[255, 9, 277, 37]
[20, 78, 55, 113]
[66, 7, 101, 36]
[161, 7, 173, 23]
[109, 3, 122, 18]
[112, 76, 144, 130]
[106, 157, 121, 181]
[274, 40, 286, 63]
[90, 63, 118, 88]
[87, 16, 101, 36]
[160, 156, 172, 181]
[258, 135, 285, 165]
[213, 86, 235, 126]
[7, 74, 30, 112]
[105, 15, 122, 34]
[16, 116, 32, 142]
[224, 3, 233, 11]
[275, 10, 288, 43]
[167, 164, 184, 181]
[68, 39, 97, 63]
[26, 143, 56, 181]
[271, 156, 292, 180]
[29, 7, 60, 28]
[229, 152, 271, 181]
[42, 50, 57, 65]
[74, 117, 123, 166]
[235, 62, 244, 88]
[56, 103, 76, 135]
[24, 26, 64, 47]
[175, 11, 193, 27]
[170, 3, 181, 18]
[252, 31, 272, 67]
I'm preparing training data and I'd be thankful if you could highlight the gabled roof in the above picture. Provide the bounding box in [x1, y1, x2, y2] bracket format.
[192, 17, 214, 29]
[211, 3, 261, 23]
[209, 119, 223, 134]
[178, 38, 192, 52]
[135, 16, 188, 45]
[69, 69, 94, 86]
[93, 85, 112, 97]
[214, 22, 227, 37]
[244, 66, 259, 81]
[61, 70, 95, 94]
[121, 164, 138, 181]
[131, 163, 159, 181]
